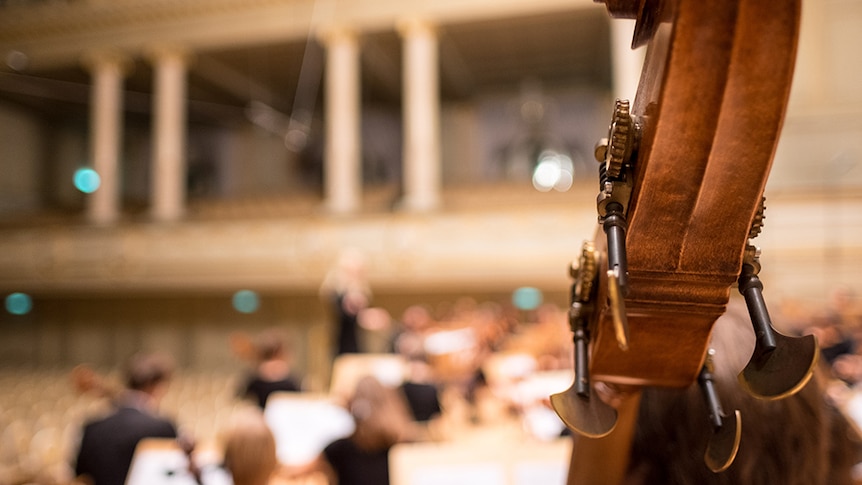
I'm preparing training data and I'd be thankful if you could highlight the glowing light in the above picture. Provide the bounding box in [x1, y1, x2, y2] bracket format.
[232, 290, 260, 314]
[532, 151, 575, 192]
[5, 293, 32, 315]
[74, 168, 101, 194]
[532, 159, 560, 192]
[554, 154, 574, 191]
[512, 286, 543, 311]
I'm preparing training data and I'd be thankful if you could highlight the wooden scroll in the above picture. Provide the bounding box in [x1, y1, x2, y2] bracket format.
[591, 0, 800, 388]
[553, 0, 815, 482]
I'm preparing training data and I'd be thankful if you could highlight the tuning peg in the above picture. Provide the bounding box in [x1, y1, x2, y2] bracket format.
[602, 201, 630, 295]
[550, 307, 618, 437]
[595, 100, 635, 297]
[571, 302, 590, 397]
[550, 381, 618, 438]
[698, 349, 742, 473]
[551, 251, 618, 438]
[734, 200, 818, 399]
[551, 297, 618, 437]
[737, 249, 819, 400]
[607, 267, 630, 350]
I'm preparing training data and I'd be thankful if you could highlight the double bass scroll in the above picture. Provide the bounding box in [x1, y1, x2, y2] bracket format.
[550, 0, 819, 475]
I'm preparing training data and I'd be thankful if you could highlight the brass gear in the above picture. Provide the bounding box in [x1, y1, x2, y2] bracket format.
[749, 196, 766, 239]
[576, 241, 599, 302]
[605, 99, 633, 178]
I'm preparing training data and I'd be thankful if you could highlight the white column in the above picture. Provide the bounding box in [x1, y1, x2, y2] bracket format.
[399, 19, 441, 212]
[85, 52, 127, 225]
[611, 19, 645, 102]
[150, 47, 189, 222]
[322, 28, 362, 214]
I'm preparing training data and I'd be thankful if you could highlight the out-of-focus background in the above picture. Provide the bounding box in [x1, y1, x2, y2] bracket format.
[0, 0, 860, 484]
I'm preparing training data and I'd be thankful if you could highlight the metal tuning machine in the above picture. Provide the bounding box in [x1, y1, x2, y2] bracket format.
[595, 98, 638, 350]
[699, 349, 742, 473]
[550, 241, 618, 437]
[737, 197, 819, 400]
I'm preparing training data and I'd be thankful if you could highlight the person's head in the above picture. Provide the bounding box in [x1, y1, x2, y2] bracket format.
[401, 305, 433, 332]
[222, 408, 278, 485]
[349, 375, 413, 452]
[254, 328, 288, 362]
[124, 351, 174, 398]
[626, 297, 861, 485]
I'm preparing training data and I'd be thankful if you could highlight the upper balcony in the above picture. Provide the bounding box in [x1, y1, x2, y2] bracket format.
[0, 0, 860, 302]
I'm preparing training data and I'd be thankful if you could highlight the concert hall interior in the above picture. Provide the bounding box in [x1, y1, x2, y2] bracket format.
[0, 1, 861, 484]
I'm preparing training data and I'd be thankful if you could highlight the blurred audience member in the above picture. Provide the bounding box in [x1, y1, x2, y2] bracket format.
[389, 304, 435, 357]
[222, 408, 285, 485]
[318, 375, 416, 485]
[399, 356, 442, 428]
[74, 351, 180, 485]
[832, 353, 862, 386]
[388, 306, 442, 428]
[238, 329, 302, 409]
[829, 285, 861, 330]
[810, 321, 856, 365]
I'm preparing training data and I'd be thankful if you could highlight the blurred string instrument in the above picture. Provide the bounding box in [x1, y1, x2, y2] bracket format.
[550, 0, 818, 482]
[70, 363, 120, 400]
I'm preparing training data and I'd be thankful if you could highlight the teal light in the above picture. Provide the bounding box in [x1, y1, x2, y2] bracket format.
[6, 292, 32, 315]
[232, 290, 260, 314]
[74, 168, 101, 194]
[512, 286, 543, 311]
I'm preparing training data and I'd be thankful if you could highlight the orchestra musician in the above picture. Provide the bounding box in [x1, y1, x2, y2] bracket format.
[73, 351, 183, 485]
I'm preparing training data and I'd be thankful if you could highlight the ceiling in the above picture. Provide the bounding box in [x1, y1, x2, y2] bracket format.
[0, 7, 611, 126]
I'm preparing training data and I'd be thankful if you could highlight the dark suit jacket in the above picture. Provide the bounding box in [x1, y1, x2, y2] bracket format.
[400, 381, 441, 423]
[75, 405, 178, 485]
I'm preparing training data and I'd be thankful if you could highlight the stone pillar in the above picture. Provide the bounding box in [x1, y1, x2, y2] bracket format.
[399, 19, 441, 212]
[610, 19, 645, 102]
[84, 51, 128, 225]
[150, 47, 189, 222]
[322, 28, 362, 214]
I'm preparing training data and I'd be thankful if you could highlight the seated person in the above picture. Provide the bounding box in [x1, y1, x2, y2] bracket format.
[222, 408, 283, 485]
[399, 357, 442, 425]
[74, 351, 180, 485]
[295, 375, 416, 485]
[577, 299, 862, 485]
[239, 329, 302, 408]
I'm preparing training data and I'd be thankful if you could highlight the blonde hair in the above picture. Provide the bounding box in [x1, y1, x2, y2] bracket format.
[223, 408, 278, 485]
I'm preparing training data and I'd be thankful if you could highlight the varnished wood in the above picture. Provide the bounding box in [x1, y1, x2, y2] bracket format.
[589, 0, 801, 388]
[565, 390, 641, 485]
[562, 1, 801, 482]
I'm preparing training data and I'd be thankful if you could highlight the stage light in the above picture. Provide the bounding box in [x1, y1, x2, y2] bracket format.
[532, 158, 560, 192]
[5, 292, 32, 315]
[74, 168, 101, 194]
[512, 286, 543, 311]
[532, 150, 575, 192]
[232, 290, 260, 314]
